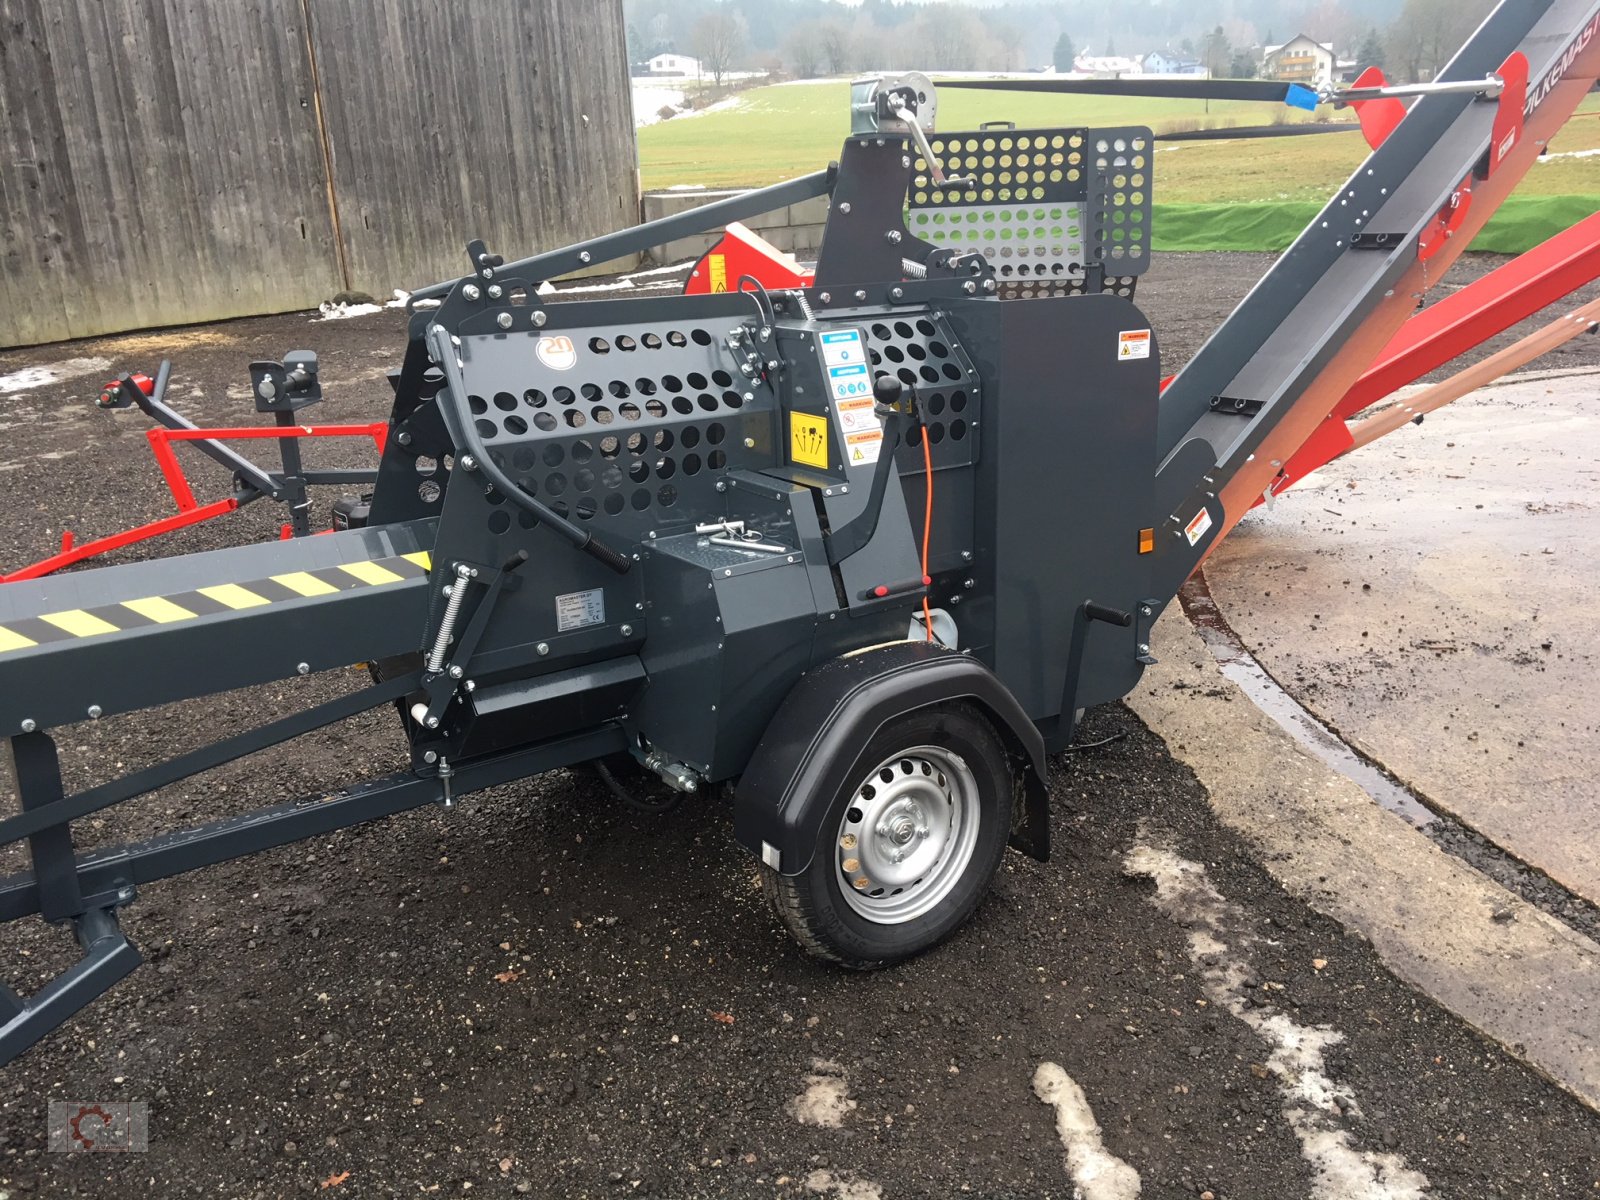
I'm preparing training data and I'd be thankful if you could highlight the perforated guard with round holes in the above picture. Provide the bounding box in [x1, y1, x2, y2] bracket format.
[908, 126, 1152, 299]
[447, 321, 777, 540]
[854, 311, 981, 475]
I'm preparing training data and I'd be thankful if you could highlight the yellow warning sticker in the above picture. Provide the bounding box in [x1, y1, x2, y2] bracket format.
[790, 411, 829, 469]
[709, 254, 728, 294]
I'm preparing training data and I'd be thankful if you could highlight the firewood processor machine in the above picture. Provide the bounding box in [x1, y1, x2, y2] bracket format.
[1, 0, 1597, 1064]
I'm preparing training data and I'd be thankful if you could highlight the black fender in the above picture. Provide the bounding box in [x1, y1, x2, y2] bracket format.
[733, 641, 1051, 875]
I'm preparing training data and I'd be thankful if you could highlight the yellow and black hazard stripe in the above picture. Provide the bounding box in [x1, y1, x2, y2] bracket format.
[0, 551, 431, 657]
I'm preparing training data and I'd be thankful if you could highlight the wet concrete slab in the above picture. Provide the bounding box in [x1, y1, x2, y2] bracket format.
[1205, 370, 1600, 906]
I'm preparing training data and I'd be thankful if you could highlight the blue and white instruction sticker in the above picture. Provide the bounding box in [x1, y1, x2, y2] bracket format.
[820, 328, 883, 465]
[820, 329, 864, 366]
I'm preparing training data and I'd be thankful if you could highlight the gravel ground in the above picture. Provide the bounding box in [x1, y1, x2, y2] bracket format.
[1, 253, 1598, 1197]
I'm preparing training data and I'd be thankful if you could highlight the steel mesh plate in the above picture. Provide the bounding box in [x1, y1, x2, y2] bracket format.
[909, 125, 1153, 297]
[450, 320, 776, 539]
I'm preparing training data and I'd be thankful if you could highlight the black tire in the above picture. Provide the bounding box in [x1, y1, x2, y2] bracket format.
[760, 702, 1015, 969]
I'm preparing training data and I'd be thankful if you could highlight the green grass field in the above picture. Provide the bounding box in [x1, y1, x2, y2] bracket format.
[639, 83, 1600, 203]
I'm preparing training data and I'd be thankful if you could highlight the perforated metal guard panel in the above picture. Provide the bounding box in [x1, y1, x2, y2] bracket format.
[908, 126, 1152, 299]
[852, 312, 981, 474]
[1085, 127, 1153, 275]
[451, 321, 777, 542]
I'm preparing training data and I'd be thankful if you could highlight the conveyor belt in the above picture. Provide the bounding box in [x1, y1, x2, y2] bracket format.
[0, 520, 436, 730]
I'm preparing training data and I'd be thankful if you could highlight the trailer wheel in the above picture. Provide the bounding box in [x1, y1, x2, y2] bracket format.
[761, 703, 1014, 968]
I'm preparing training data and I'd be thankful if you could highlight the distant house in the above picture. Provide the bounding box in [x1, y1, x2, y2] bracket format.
[646, 53, 701, 78]
[1262, 34, 1337, 88]
[1141, 51, 1206, 76]
[1073, 54, 1144, 76]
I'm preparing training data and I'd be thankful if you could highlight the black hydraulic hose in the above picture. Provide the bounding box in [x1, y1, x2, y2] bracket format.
[425, 325, 632, 574]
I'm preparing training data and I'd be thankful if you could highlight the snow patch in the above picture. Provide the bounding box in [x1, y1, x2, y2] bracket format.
[804, 1169, 882, 1200]
[316, 300, 384, 321]
[1124, 832, 1431, 1200]
[0, 356, 111, 396]
[1536, 147, 1600, 162]
[620, 263, 693, 281]
[788, 1058, 857, 1128]
[1032, 1063, 1143, 1199]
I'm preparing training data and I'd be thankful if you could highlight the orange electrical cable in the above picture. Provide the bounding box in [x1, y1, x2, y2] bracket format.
[920, 428, 934, 642]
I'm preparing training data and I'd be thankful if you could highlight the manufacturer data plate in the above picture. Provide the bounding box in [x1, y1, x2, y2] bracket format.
[555, 588, 606, 632]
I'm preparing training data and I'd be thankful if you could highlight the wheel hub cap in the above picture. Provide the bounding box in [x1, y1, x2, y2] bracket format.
[836, 746, 980, 924]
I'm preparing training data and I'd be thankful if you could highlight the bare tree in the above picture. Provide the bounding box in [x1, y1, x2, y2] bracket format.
[818, 19, 851, 75]
[692, 10, 748, 87]
[783, 20, 824, 79]
[993, 23, 1025, 71]
[1388, 0, 1492, 81]
[911, 5, 989, 72]
[1203, 25, 1231, 79]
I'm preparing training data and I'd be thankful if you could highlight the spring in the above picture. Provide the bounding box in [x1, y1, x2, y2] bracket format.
[425, 576, 468, 673]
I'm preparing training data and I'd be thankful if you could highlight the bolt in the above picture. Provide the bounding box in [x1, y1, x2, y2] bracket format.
[1140, 605, 1152, 616]
[424, 750, 439, 763]
[1138, 643, 1151, 655]
[20, 719, 36, 733]
[537, 642, 550, 656]
[449, 665, 465, 679]
[983, 279, 997, 293]
[579, 250, 592, 263]
[427, 716, 440, 729]
[488, 284, 503, 298]
[890, 287, 904, 300]
[297, 662, 311, 675]
[838, 202, 852, 214]
[497, 312, 513, 329]
[533, 311, 548, 327]
[963, 578, 974, 589]
[819, 292, 831, 304]
[461, 455, 478, 471]
[464, 680, 476, 692]
[961, 550, 973, 562]
[463, 283, 481, 301]
[963, 281, 977, 294]
[397, 430, 413, 446]
[949, 594, 962, 605]
[620, 624, 633, 637]
[716, 480, 728, 492]
[743, 437, 755, 449]
[87, 705, 102, 719]
[855, 290, 867, 301]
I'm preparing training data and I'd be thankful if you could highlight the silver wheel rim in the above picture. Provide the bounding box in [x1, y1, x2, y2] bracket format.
[835, 744, 981, 924]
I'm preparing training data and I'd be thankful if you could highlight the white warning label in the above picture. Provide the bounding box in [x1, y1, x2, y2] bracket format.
[1118, 329, 1152, 361]
[845, 428, 883, 466]
[555, 587, 606, 631]
[1184, 508, 1213, 547]
[835, 395, 879, 433]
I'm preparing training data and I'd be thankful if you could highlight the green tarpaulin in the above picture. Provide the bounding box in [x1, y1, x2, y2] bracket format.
[1151, 195, 1600, 254]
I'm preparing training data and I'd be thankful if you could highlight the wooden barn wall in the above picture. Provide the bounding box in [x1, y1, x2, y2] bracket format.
[0, 0, 635, 349]
[308, 0, 638, 295]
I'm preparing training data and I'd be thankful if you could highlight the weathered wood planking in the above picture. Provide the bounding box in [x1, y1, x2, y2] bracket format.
[0, 0, 637, 348]
[306, 0, 638, 295]
[0, 0, 341, 347]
